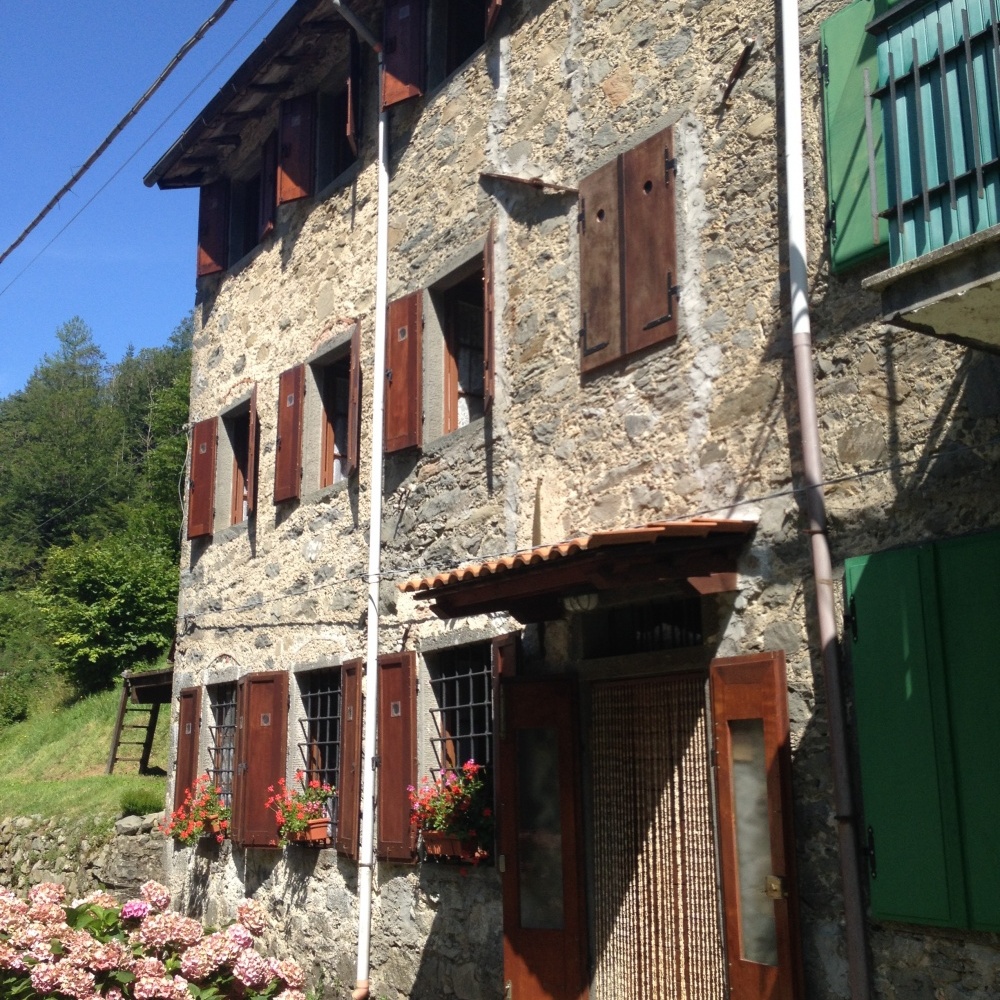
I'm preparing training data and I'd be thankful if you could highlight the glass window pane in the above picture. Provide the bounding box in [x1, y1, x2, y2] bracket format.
[730, 718, 778, 966]
[517, 727, 564, 930]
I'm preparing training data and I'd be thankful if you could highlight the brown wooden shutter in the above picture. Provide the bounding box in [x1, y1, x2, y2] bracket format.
[346, 322, 362, 478]
[384, 292, 423, 453]
[578, 157, 623, 373]
[483, 218, 496, 412]
[622, 126, 678, 354]
[347, 36, 360, 156]
[197, 179, 229, 276]
[486, 0, 503, 35]
[273, 365, 305, 503]
[173, 687, 202, 812]
[278, 94, 316, 204]
[491, 632, 519, 825]
[383, 0, 425, 109]
[336, 657, 364, 858]
[232, 671, 288, 848]
[246, 383, 258, 515]
[187, 417, 217, 539]
[376, 651, 417, 862]
[259, 132, 278, 240]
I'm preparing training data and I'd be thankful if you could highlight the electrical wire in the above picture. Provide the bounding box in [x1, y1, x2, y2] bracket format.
[0, 0, 238, 272]
[0, 0, 285, 299]
[178, 429, 1000, 628]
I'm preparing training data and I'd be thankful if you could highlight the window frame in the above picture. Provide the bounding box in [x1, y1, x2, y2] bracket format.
[207, 682, 237, 809]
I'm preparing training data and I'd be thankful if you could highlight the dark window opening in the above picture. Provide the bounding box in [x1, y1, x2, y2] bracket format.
[581, 597, 704, 659]
[319, 357, 351, 488]
[229, 172, 262, 263]
[428, 644, 493, 775]
[208, 683, 237, 808]
[316, 88, 357, 190]
[225, 409, 251, 525]
[298, 669, 342, 828]
[428, 0, 485, 89]
[442, 269, 485, 434]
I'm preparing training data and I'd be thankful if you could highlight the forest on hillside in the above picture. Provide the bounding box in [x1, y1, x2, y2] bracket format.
[0, 315, 191, 723]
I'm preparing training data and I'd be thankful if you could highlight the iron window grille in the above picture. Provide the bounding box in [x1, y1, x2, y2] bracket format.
[298, 668, 342, 827]
[428, 644, 493, 776]
[208, 683, 237, 807]
[581, 597, 704, 659]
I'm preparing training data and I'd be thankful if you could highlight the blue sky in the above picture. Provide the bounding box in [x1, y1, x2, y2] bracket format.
[0, 1, 292, 397]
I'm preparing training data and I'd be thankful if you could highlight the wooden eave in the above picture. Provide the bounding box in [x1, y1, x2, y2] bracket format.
[399, 519, 756, 622]
[123, 667, 175, 705]
[144, 0, 350, 190]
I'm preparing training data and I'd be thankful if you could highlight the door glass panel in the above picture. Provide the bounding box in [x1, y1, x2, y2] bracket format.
[730, 718, 778, 966]
[516, 727, 565, 929]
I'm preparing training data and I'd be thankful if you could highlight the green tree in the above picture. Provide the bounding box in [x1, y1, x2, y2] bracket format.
[34, 536, 178, 694]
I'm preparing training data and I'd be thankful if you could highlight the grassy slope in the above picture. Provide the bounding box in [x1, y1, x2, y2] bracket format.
[0, 680, 168, 825]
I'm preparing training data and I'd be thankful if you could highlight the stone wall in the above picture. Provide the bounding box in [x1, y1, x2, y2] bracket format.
[0, 813, 167, 901]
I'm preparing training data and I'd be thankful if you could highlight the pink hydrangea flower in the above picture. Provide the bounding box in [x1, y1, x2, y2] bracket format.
[271, 958, 306, 988]
[276, 990, 308, 1000]
[120, 899, 151, 921]
[139, 881, 171, 912]
[225, 923, 254, 950]
[233, 949, 270, 989]
[29, 882, 67, 905]
[236, 898, 268, 935]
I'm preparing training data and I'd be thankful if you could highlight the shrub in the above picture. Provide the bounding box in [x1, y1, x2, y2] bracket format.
[120, 786, 166, 817]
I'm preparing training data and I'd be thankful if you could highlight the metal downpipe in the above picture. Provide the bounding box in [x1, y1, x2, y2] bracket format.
[779, 0, 872, 996]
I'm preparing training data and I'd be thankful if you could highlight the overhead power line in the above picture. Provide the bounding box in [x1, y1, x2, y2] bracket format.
[0, 0, 238, 271]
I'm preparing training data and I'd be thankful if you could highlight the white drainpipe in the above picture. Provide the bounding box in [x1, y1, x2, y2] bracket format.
[779, 1, 872, 997]
[325, 5, 385, 998]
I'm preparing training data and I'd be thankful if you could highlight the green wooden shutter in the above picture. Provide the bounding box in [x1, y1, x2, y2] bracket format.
[845, 547, 966, 925]
[933, 533, 1000, 930]
[820, 0, 890, 273]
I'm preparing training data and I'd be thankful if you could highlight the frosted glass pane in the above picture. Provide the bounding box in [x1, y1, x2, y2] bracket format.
[517, 727, 564, 929]
[730, 718, 778, 966]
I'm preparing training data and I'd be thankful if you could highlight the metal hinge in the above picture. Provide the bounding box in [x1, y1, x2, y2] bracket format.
[664, 147, 677, 185]
[372, 754, 381, 771]
[826, 201, 837, 240]
[844, 595, 858, 642]
[579, 313, 610, 357]
[577, 197, 586, 232]
[819, 43, 830, 85]
[865, 825, 877, 879]
[642, 272, 681, 331]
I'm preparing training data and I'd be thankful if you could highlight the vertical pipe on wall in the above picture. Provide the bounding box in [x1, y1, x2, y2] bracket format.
[353, 50, 388, 1000]
[327, 5, 383, 999]
[779, 1, 873, 997]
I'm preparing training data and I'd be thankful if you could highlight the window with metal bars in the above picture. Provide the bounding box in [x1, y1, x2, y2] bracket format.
[208, 683, 237, 807]
[298, 669, 342, 827]
[428, 644, 493, 776]
[581, 597, 704, 660]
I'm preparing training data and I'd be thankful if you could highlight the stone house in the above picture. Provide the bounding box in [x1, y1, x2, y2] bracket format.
[144, 0, 1000, 997]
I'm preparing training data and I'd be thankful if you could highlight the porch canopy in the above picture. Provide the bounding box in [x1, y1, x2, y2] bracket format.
[399, 518, 756, 622]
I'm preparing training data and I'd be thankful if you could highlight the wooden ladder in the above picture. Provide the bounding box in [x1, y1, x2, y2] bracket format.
[106, 674, 162, 775]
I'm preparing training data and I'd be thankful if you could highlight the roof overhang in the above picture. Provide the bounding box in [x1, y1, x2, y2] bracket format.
[124, 667, 175, 705]
[144, 0, 350, 189]
[399, 519, 756, 622]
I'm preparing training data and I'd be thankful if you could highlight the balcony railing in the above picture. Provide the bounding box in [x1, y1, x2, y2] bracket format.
[866, 0, 1000, 266]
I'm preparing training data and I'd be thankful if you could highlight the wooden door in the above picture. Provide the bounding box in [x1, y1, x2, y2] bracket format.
[498, 679, 587, 1000]
[710, 652, 803, 1000]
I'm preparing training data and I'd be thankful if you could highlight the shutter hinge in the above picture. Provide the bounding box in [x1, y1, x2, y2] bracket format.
[641, 271, 681, 331]
[865, 825, 877, 879]
[819, 43, 830, 85]
[385, 368, 393, 384]
[372, 754, 381, 771]
[826, 201, 837, 241]
[664, 148, 677, 185]
[579, 313, 610, 357]
[844, 595, 858, 642]
[577, 197, 586, 232]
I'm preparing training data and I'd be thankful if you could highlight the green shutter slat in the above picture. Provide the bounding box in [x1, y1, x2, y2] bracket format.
[846, 547, 964, 925]
[820, 0, 890, 272]
[934, 532, 1000, 931]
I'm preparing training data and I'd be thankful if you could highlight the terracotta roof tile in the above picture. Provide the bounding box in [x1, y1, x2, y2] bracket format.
[399, 518, 755, 595]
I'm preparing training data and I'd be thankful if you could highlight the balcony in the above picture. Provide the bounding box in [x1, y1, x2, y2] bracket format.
[861, 0, 1000, 351]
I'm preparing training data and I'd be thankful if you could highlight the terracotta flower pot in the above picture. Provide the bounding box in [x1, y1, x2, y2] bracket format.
[421, 830, 474, 859]
[287, 817, 331, 845]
